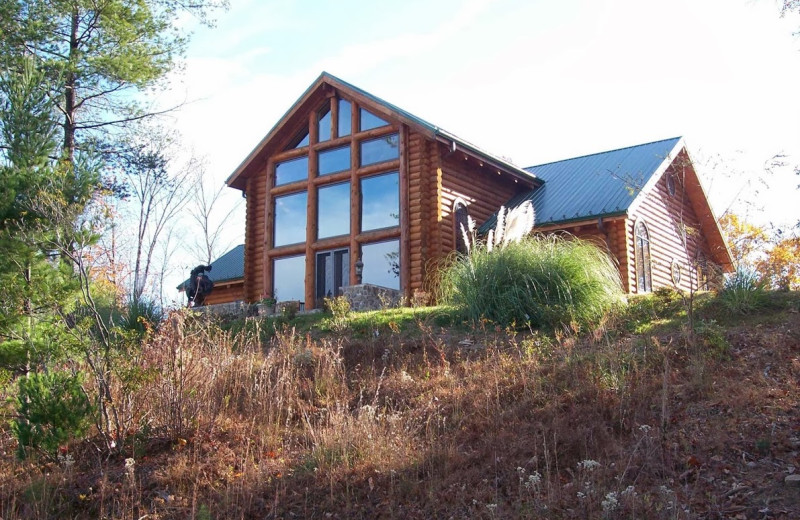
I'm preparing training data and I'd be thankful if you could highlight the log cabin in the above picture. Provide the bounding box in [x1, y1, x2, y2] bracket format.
[189, 72, 732, 308]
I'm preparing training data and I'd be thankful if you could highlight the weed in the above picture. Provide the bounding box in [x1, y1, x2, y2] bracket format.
[324, 295, 351, 332]
[719, 267, 768, 314]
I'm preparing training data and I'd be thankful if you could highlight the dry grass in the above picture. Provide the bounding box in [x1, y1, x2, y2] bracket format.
[1, 295, 799, 519]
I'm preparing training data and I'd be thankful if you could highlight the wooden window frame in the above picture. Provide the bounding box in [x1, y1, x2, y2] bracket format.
[266, 95, 405, 308]
[634, 219, 652, 293]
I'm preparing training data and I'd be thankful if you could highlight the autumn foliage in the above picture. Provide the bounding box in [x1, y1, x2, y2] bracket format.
[719, 213, 800, 290]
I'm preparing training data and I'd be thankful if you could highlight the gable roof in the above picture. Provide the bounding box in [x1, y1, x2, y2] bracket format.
[176, 244, 245, 291]
[479, 137, 683, 232]
[226, 72, 541, 190]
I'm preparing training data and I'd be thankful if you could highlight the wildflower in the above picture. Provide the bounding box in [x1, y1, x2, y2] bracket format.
[525, 471, 542, 490]
[58, 452, 75, 469]
[601, 491, 619, 512]
[577, 491, 586, 499]
[577, 459, 601, 471]
[124, 458, 136, 482]
[639, 424, 653, 434]
[621, 485, 636, 497]
[486, 503, 497, 512]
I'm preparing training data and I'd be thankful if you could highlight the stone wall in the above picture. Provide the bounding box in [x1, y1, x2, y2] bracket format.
[340, 284, 402, 312]
[195, 300, 249, 317]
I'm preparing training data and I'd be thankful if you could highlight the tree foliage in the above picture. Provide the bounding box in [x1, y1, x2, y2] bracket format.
[718, 213, 770, 269]
[719, 213, 800, 291]
[0, 0, 226, 159]
[0, 0, 226, 456]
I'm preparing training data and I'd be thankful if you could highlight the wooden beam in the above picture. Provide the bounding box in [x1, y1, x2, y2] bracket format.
[263, 159, 275, 300]
[356, 227, 401, 244]
[349, 132, 360, 285]
[399, 124, 410, 299]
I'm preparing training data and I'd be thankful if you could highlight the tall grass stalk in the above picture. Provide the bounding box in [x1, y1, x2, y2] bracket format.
[439, 235, 625, 329]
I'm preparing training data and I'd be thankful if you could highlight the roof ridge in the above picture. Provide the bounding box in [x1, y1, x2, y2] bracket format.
[320, 72, 538, 183]
[524, 136, 682, 171]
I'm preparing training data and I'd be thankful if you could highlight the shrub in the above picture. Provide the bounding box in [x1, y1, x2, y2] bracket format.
[439, 235, 625, 329]
[120, 296, 163, 337]
[324, 295, 351, 332]
[11, 370, 94, 459]
[719, 267, 767, 314]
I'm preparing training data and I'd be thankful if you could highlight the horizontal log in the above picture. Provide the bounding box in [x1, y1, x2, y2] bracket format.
[356, 227, 401, 244]
[356, 159, 400, 177]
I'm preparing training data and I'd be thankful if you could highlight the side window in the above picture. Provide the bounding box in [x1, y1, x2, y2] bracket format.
[454, 200, 469, 254]
[634, 220, 652, 293]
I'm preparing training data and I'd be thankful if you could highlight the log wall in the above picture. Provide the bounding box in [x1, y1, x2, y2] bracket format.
[626, 166, 714, 293]
[204, 282, 245, 306]
[438, 147, 524, 261]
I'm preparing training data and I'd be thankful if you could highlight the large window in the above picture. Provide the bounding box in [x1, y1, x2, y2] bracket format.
[274, 191, 307, 246]
[276, 156, 308, 186]
[270, 97, 404, 307]
[318, 146, 350, 176]
[361, 172, 399, 231]
[318, 182, 350, 238]
[273, 255, 305, 302]
[360, 134, 399, 166]
[361, 240, 399, 290]
[634, 220, 652, 293]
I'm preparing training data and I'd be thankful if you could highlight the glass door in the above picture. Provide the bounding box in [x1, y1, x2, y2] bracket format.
[316, 248, 349, 304]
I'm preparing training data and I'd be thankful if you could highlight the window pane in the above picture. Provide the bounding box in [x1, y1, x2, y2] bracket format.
[273, 255, 305, 303]
[318, 106, 331, 142]
[360, 108, 388, 131]
[275, 156, 308, 186]
[360, 134, 399, 166]
[361, 172, 399, 231]
[338, 99, 351, 137]
[291, 131, 309, 149]
[361, 240, 400, 290]
[274, 191, 307, 246]
[318, 182, 350, 238]
[318, 146, 351, 176]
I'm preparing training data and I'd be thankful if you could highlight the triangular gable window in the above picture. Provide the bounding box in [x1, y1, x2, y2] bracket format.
[289, 131, 309, 149]
[360, 108, 388, 131]
[318, 105, 332, 142]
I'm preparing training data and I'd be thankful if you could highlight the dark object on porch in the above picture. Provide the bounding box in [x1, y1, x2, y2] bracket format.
[187, 264, 214, 307]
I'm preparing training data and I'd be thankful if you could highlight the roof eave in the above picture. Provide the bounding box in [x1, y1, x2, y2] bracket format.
[533, 211, 628, 230]
[226, 72, 331, 190]
[434, 131, 541, 187]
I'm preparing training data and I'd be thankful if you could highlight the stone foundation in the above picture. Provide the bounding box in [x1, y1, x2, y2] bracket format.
[195, 300, 249, 316]
[340, 284, 402, 312]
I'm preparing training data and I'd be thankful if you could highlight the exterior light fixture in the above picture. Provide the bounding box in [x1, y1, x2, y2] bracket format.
[355, 257, 364, 284]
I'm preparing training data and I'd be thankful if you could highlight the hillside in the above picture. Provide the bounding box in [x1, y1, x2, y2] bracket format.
[1, 291, 799, 519]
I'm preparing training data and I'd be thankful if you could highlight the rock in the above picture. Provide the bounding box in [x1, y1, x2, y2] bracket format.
[785, 474, 800, 486]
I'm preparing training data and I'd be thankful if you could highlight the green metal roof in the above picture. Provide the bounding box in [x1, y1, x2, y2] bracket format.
[479, 137, 683, 233]
[176, 244, 244, 290]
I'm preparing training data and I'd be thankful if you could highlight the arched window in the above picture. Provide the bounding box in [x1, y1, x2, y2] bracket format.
[454, 200, 469, 254]
[634, 220, 652, 293]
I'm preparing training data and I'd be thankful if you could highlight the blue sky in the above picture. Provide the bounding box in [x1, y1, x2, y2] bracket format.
[155, 0, 800, 291]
